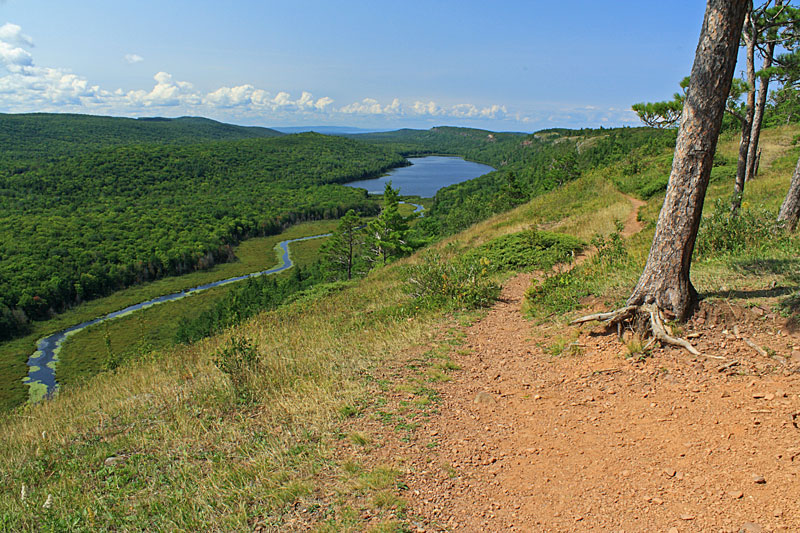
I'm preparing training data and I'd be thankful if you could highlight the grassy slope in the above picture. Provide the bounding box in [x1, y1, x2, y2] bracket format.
[56, 233, 331, 390]
[57, 201, 422, 393]
[0, 219, 341, 411]
[1, 125, 798, 530]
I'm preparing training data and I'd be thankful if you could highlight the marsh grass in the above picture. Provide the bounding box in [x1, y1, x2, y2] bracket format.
[57, 235, 329, 390]
[0, 219, 339, 410]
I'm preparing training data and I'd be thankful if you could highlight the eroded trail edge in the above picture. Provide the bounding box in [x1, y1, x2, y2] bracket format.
[360, 195, 800, 532]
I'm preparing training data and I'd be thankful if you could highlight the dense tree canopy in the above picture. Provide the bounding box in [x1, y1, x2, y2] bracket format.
[0, 132, 404, 339]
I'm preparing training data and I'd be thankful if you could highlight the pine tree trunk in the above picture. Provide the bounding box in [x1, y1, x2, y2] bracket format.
[627, 0, 749, 321]
[732, 9, 756, 212]
[778, 155, 800, 231]
[745, 2, 779, 183]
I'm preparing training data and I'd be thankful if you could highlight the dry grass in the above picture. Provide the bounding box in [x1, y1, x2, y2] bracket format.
[0, 264, 438, 529]
[2, 124, 798, 530]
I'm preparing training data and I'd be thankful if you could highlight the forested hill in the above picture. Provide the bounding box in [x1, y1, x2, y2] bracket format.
[0, 133, 404, 339]
[346, 126, 528, 167]
[350, 126, 677, 235]
[0, 113, 283, 166]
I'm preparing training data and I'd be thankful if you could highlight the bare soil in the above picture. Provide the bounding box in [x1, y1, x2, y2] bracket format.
[331, 197, 800, 532]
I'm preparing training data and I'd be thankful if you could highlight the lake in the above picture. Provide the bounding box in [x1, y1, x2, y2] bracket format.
[344, 156, 494, 197]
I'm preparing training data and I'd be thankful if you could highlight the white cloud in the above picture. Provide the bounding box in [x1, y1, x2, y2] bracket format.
[296, 91, 314, 109]
[0, 23, 528, 127]
[450, 104, 479, 118]
[336, 97, 512, 122]
[411, 100, 442, 116]
[124, 54, 144, 64]
[0, 23, 34, 72]
[480, 104, 507, 119]
[0, 23, 33, 47]
[203, 85, 334, 114]
[204, 84, 256, 107]
[125, 71, 200, 107]
[384, 98, 401, 115]
[0, 40, 33, 70]
[340, 97, 385, 115]
[314, 96, 334, 111]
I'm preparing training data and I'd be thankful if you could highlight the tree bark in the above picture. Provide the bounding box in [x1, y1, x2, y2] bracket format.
[627, 0, 749, 321]
[778, 155, 800, 231]
[745, 1, 780, 183]
[732, 9, 756, 212]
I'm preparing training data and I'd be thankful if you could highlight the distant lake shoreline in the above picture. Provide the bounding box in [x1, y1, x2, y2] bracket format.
[344, 155, 494, 198]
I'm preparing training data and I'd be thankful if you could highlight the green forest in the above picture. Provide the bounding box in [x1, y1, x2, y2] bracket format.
[351, 125, 678, 235]
[0, 113, 282, 167]
[0, 125, 406, 340]
[0, 113, 680, 347]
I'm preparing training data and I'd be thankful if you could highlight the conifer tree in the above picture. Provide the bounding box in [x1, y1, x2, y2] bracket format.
[574, 0, 749, 354]
[321, 209, 365, 280]
[366, 182, 412, 266]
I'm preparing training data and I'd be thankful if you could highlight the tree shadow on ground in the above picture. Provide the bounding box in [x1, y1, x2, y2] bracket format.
[731, 258, 800, 283]
[701, 286, 796, 300]
[725, 257, 800, 323]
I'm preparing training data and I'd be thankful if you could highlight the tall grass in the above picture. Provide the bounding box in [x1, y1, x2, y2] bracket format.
[1, 123, 798, 530]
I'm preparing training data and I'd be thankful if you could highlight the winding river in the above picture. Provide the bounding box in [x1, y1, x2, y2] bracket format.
[24, 203, 425, 401]
[25, 154, 493, 401]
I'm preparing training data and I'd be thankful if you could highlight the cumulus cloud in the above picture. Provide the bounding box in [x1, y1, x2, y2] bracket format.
[340, 97, 384, 115]
[124, 54, 144, 64]
[205, 84, 255, 107]
[125, 71, 200, 107]
[0, 41, 33, 70]
[203, 85, 333, 112]
[480, 104, 507, 119]
[0, 23, 33, 47]
[0, 23, 34, 72]
[0, 23, 525, 127]
[337, 97, 508, 121]
[314, 96, 334, 111]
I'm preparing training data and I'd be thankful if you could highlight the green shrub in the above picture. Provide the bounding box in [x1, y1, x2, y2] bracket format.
[461, 229, 584, 272]
[406, 251, 500, 311]
[213, 336, 260, 403]
[524, 270, 592, 318]
[524, 225, 631, 318]
[696, 200, 787, 258]
[591, 220, 627, 267]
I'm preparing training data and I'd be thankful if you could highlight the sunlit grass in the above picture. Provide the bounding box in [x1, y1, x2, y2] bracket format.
[58, 236, 329, 389]
[1, 124, 799, 530]
[0, 219, 339, 410]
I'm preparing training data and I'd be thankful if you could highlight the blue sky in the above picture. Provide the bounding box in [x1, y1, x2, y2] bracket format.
[0, 1, 716, 131]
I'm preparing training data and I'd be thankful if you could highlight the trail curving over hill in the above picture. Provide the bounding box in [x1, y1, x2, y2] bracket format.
[369, 195, 800, 531]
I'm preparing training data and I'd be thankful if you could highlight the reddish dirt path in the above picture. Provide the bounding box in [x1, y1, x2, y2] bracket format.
[388, 196, 800, 532]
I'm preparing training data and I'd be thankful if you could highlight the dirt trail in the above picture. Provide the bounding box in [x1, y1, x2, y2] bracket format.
[382, 196, 800, 532]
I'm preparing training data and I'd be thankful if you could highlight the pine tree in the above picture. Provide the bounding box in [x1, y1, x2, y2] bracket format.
[321, 209, 365, 280]
[574, 0, 749, 354]
[366, 182, 412, 266]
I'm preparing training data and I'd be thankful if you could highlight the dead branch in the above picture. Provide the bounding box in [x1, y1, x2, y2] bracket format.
[717, 359, 740, 372]
[743, 337, 769, 357]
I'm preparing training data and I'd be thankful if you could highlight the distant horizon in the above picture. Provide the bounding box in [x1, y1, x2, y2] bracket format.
[0, 1, 719, 132]
[2, 109, 661, 135]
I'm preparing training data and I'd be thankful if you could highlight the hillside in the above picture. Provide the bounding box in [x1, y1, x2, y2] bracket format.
[2, 120, 799, 530]
[0, 133, 403, 329]
[350, 125, 677, 235]
[0, 113, 283, 167]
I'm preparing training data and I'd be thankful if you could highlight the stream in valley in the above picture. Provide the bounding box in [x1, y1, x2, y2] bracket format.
[25, 154, 493, 401]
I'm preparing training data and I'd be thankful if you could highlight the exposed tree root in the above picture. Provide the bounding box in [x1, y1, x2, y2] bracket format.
[571, 304, 725, 360]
